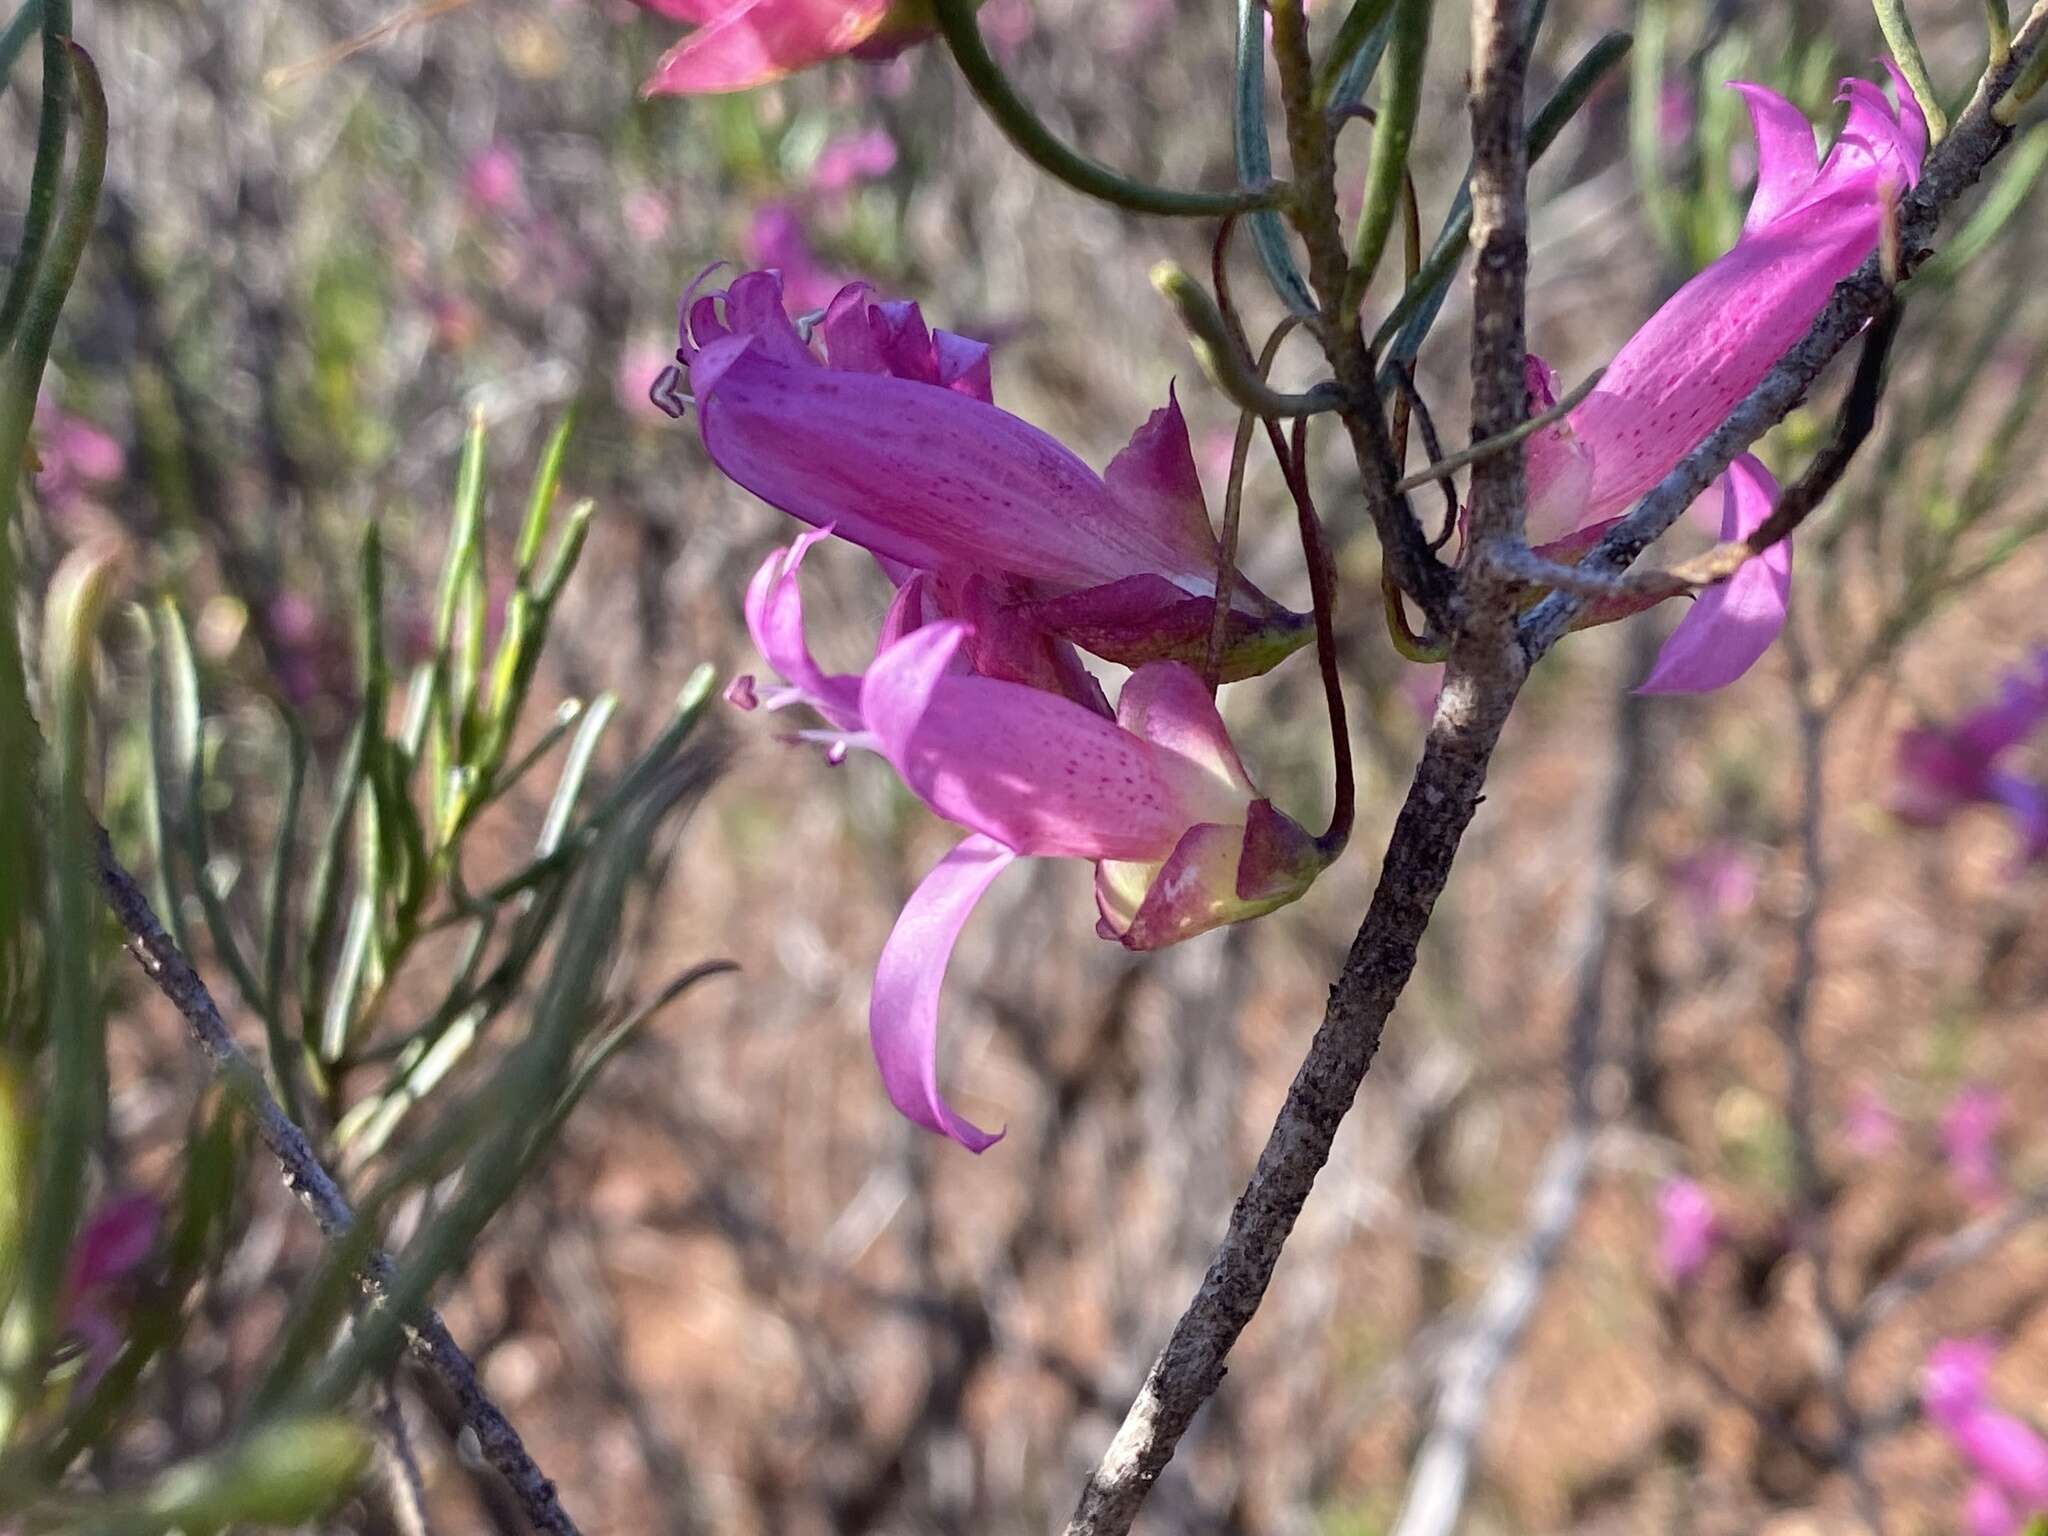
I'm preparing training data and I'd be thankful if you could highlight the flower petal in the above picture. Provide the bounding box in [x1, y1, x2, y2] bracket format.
[861, 623, 1189, 859]
[696, 349, 1214, 589]
[642, 0, 891, 95]
[1101, 389, 1225, 574]
[871, 834, 1013, 1151]
[742, 531, 866, 731]
[1638, 455, 1790, 694]
[1114, 660, 1255, 822]
[1576, 194, 1877, 519]
[1731, 81, 1821, 236]
[1523, 353, 1598, 541]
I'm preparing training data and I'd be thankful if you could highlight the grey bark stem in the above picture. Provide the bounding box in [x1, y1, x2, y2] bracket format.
[91, 829, 582, 1536]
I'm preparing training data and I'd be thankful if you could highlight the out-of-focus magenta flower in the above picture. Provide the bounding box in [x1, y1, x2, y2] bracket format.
[618, 339, 680, 423]
[1891, 649, 2048, 866]
[741, 203, 849, 316]
[1657, 80, 1695, 153]
[1655, 1177, 1719, 1285]
[636, 0, 932, 96]
[1942, 1086, 2006, 1207]
[623, 187, 672, 243]
[979, 0, 1035, 59]
[1929, 1339, 2000, 1432]
[1670, 840, 1760, 931]
[34, 401, 123, 518]
[738, 535, 1330, 1150]
[1968, 1480, 2022, 1536]
[1928, 1338, 2048, 1525]
[64, 1193, 161, 1384]
[808, 127, 898, 195]
[463, 142, 528, 218]
[268, 592, 351, 709]
[1844, 1082, 1900, 1159]
[665, 268, 1309, 681]
[1524, 64, 1926, 692]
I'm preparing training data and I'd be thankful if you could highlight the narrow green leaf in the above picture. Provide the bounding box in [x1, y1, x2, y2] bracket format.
[1235, 0, 1317, 318]
[1344, 0, 1431, 309]
[515, 410, 575, 582]
[1375, 28, 1630, 369]
[1316, 0, 1396, 110]
[262, 714, 309, 1120]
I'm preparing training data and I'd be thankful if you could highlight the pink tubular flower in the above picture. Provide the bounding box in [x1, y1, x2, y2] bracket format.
[740, 535, 1330, 1151]
[666, 268, 1310, 683]
[636, 0, 932, 96]
[1524, 64, 1926, 692]
[808, 127, 898, 195]
[64, 1193, 161, 1384]
[1654, 1177, 1719, 1285]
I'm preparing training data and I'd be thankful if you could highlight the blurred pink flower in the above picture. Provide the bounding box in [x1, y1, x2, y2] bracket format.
[1655, 1177, 1718, 1285]
[1968, 1480, 2022, 1536]
[464, 142, 528, 218]
[809, 127, 897, 195]
[617, 339, 678, 423]
[1941, 1086, 2007, 1207]
[623, 187, 673, 243]
[636, 0, 933, 96]
[979, 0, 1035, 59]
[1891, 649, 2048, 867]
[1658, 80, 1695, 153]
[1928, 1338, 2000, 1432]
[1523, 64, 1926, 692]
[742, 202, 850, 315]
[1670, 840, 1760, 931]
[64, 1193, 160, 1385]
[1844, 1083, 1900, 1159]
[1399, 661, 1445, 722]
[34, 401, 123, 517]
[1929, 1340, 2048, 1526]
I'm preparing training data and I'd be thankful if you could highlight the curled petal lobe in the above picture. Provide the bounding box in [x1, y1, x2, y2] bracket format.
[1101, 390, 1226, 576]
[742, 532, 865, 732]
[1638, 455, 1789, 694]
[1732, 82, 1821, 234]
[860, 624, 1187, 860]
[871, 835, 1013, 1151]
